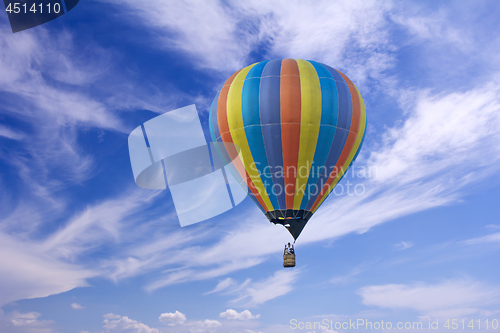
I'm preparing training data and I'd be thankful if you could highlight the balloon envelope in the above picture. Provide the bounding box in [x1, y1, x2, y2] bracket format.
[209, 59, 366, 239]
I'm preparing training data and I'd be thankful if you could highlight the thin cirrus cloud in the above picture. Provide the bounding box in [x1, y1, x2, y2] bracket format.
[204, 277, 236, 295]
[462, 232, 500, 246]
[207, 270, 302, 308]
[357, 278, 500, 320]
[102, 0, 396, 86]
[394, 241, 414, 251]
[0, 125, 24, 140]
[0, 231, 96, 308]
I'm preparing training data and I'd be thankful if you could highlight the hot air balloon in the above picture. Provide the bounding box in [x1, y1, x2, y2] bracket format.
[209, 59, 366, 266]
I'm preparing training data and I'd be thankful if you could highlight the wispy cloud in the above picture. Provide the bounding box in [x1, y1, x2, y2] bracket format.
[228, 270, 300, 308]
[204, 278, 236, 295]
[102, 0, 396, 88]
[0, 125, 24, 140]
[0, 231, 96, 307]
[0, 310, 55, 333]
[358, 278, 500, 320]
[462, 232, 500, 246]
[394, 241, 414, 251]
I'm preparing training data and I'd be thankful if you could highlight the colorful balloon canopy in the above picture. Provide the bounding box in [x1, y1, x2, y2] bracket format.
[209, 58, 366, 240]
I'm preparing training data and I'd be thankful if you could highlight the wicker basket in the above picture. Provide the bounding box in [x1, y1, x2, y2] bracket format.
[283, 253, 296, 267]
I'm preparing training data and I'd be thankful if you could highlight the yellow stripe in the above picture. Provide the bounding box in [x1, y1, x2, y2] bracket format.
[293, 59, 322, 209]
[312, 86, 366, 213]
[226, 64, 273, 211]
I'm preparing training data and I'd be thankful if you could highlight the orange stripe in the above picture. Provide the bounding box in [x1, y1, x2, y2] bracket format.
[281, 59, 301, 209]
[218, 70, 243, 177]
[217, 70, 268, 211]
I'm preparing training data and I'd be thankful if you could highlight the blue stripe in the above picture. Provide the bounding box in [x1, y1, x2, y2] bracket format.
[300, 61, 339, 209]
[259, 59, 286, 209]
[242, 61, 268, 126]
[241, 60, 279, 209]
[325, 66, 352, 131]
[305, 128, 350, 210]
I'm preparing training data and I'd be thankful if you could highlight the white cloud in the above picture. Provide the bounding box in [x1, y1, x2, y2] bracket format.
[0, 231, 95, 307]
[0, 187, 168, 307]
[462, 232, 500, 245]
[103, 0, 395, 87]
[205, 278, 236, 295]
[486, 224, 500, 230]
[103, 313, 159, 333]
[157, 311, 223, 332]
[358, 279, 500, 319]
[71, 303, 83, 310]
[227, 270, 300, 307]
[394, 241, 414, 250]
[40, 188, 160, 260]
[0, 125, 24, 140]
[0, 311, 55, 333]
[158, 310, 187, 326]
[219, 309, 260, 320]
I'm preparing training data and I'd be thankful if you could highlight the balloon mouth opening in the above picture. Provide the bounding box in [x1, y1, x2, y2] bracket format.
[266, 209, 311, 240]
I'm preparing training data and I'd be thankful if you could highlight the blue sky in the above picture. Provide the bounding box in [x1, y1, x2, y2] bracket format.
[1, 0, 500, 332]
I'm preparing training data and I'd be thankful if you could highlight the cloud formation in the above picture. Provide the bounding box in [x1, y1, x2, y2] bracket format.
[103, 313, 159, 333]
[219, 309, 260, 320]
[158, 311, 186, 326]
[358, 279, 500, 320]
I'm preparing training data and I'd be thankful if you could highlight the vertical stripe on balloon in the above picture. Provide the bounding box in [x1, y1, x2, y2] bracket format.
[227, 63, 274, 211]
[280, 59, 301, 209]
[293, 59, 322, 209]
[260, 59, 286, 209]
[217, 68, 269, 212]
[241, 60, 280, 210]
[299, 61, 339, 209]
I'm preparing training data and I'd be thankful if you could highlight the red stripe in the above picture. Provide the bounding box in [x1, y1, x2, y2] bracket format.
[280, 59, 301, 209]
